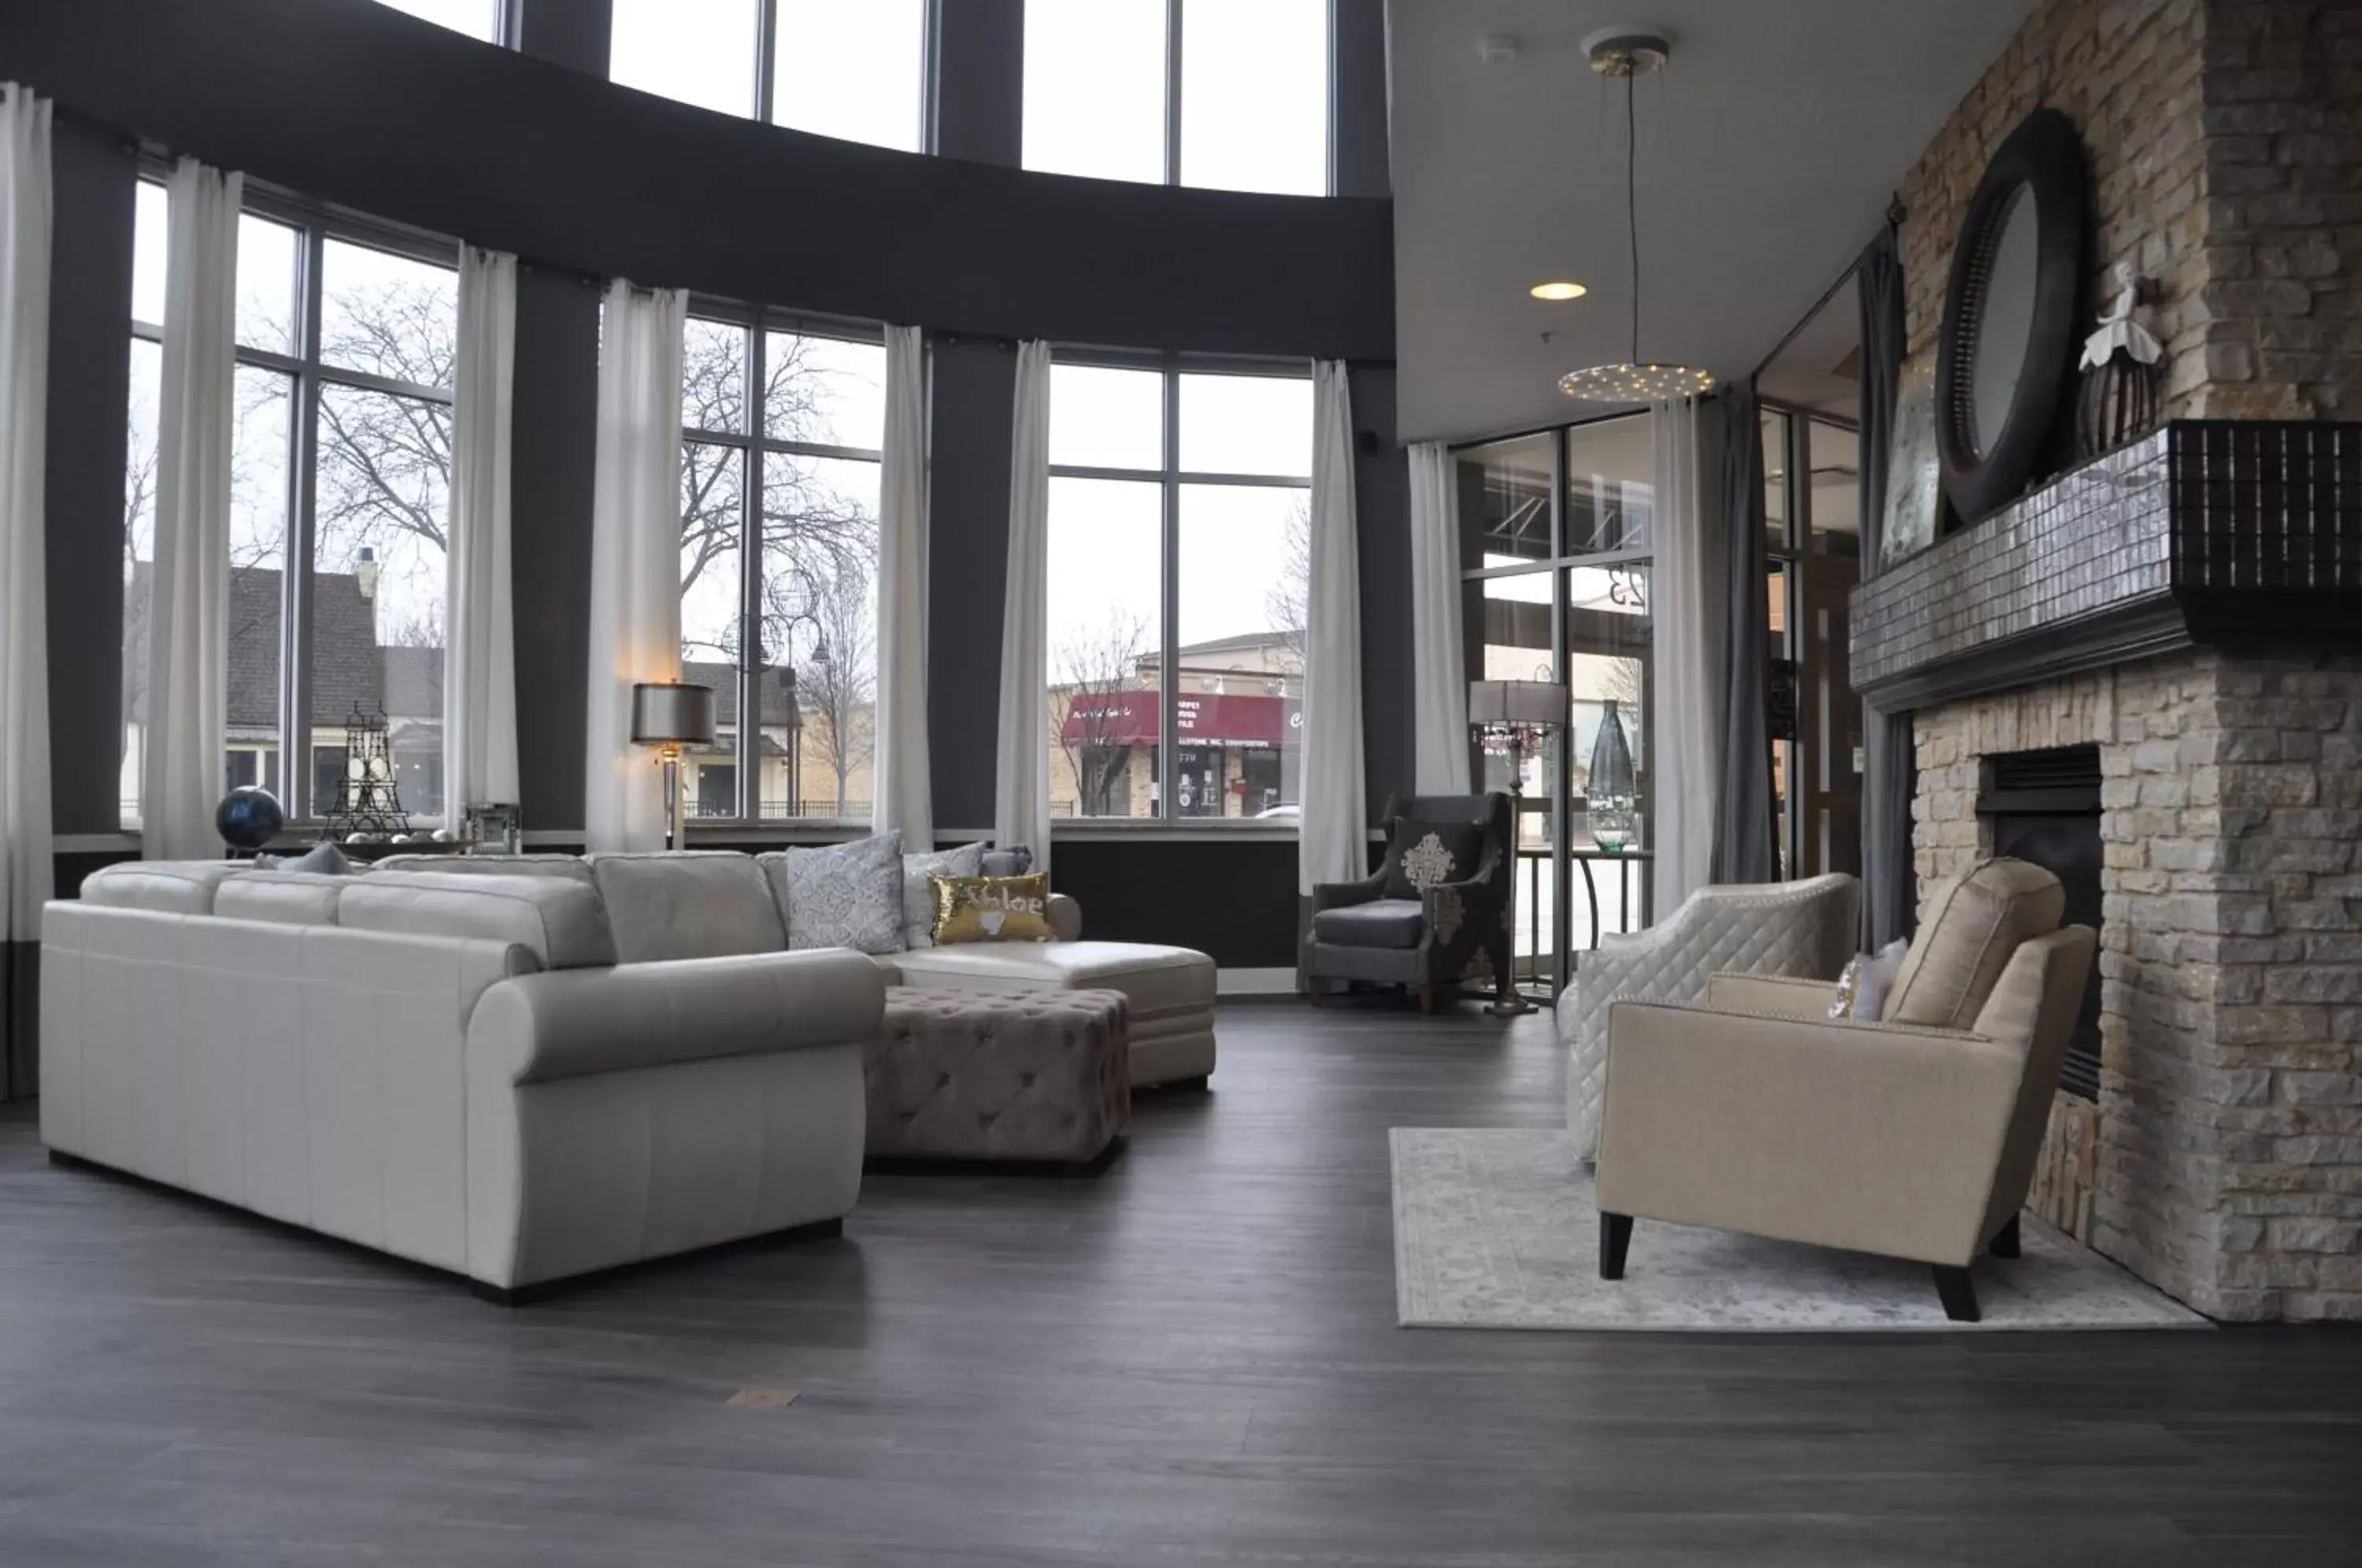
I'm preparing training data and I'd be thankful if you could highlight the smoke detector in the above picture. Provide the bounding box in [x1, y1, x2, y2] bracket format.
[1476, 33, 1522, 65]
[1581, 25, 1671, 76]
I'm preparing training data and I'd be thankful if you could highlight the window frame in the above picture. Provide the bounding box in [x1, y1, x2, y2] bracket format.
[1022, 0, 1335, 194]
[679, 298, 887, 827]
[127, 173, 461, 830]
[1046, 349, 1312, 830]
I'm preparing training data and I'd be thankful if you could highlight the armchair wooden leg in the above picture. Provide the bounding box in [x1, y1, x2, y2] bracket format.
[1988, 1214, 2021, 1259]
[1599, 1212, 1633, 1280]
[1416, 984, 1437, 1015]
[1933, 1264, 1981, 1323]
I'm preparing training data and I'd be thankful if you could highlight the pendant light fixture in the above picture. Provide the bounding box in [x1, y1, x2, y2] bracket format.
[1560, 28, 1714, 404]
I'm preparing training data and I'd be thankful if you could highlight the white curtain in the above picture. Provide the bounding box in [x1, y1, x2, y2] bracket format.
[1299, 361, 1366, 894]
[1649, 394, 1727, 915]
[872, 323, 932, 847]
[443, 246, 519, 815]
[0, 83, 54, 941]
[142, 159, 242, 860]
[583, 280, 687, 853]
[993, 341, 1053, 876]
[1406, 439, 1468, 794]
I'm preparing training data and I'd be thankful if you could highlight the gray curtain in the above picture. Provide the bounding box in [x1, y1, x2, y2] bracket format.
[1856, 224, 1917, 949]
[1710, 379, 1776, 884]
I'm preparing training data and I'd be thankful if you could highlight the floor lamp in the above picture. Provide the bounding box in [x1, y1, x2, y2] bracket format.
[1469, 679, 1568, 1015]
[631, 681, 717, 852]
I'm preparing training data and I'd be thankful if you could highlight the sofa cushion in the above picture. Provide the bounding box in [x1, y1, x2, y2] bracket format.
[586, 851, 784, 963]
[892, 940, 1214, 1022]
[338, 871, 615, 970]
[1381, 818, 1483, 900]
[1311, 898, 1427, 949]
[78, 860, 242, 914]
[372, 852, 596, 886]
[214, 870, 349, 926]
[761, 834, 905, 955]
[1881, 857, 2065, 1030]
[901, 841, 985, 948]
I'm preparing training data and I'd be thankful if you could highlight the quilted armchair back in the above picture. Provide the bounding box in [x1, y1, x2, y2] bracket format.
[1563, 872, 1860, 1159]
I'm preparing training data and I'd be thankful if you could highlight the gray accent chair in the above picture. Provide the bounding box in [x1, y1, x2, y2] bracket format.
[1302, 793, 1515, 1013]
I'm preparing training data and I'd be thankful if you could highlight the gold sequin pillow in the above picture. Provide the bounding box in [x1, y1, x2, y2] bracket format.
[930, 873, 1056, 944]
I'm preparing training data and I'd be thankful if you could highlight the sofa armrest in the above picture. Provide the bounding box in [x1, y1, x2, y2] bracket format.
[1047, 893, 1082, 942]
[467, 949, 886, 1087]
[1706, 972, 1843, 1018]
[1595, 1001, 2025, 1267]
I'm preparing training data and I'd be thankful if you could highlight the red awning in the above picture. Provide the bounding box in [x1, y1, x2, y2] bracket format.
[1060, 690, 1298, 749]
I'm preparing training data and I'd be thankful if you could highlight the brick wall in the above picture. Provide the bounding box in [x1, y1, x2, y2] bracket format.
[1897, 0, 2362, 421]
[1915, 649, 2362, 1322]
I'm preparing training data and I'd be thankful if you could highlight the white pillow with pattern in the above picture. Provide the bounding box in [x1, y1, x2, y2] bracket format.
[779, 831, 905, 954]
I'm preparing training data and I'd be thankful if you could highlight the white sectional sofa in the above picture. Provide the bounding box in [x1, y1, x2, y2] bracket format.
[39, 850, 1217, 1300]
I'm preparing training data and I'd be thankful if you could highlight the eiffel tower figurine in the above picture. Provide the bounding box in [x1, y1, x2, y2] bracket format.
[319, 701, 411, 841]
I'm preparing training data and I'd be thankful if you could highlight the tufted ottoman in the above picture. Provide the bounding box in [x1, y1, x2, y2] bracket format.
[863, 987, 1131, 1165]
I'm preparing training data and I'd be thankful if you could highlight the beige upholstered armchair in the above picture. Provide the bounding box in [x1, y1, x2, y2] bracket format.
[1562, 873, 1860, 1160]
[1593, 859, 2095, 1322]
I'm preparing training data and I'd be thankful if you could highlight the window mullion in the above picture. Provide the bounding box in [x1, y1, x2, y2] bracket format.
[753, 0, 779, 123]
[286, 225, 326, 822]
[1164, 0, 1183, 187]
[1159, 371, 1180, 823]
[739, 328, 765, 822]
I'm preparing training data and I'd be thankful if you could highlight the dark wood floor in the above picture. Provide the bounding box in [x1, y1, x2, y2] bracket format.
[2, 1002, 2359, 1566]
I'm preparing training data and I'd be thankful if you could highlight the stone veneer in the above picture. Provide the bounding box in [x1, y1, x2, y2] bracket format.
[1915, 650, 2362, 1321]
[1898, 0, 2362, 419]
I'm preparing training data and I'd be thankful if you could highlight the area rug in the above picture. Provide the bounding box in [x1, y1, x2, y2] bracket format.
[1390, 1127, 2208, 1333]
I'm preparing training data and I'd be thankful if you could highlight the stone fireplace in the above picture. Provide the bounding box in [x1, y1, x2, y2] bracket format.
[1854, 423, 2362, 1322]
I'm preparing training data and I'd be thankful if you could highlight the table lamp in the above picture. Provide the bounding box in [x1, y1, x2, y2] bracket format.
[631, 681, 717, 851]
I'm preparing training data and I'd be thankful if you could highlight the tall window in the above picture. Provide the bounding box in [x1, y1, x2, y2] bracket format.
[1024, 0, 1330, 194]
[1457, 414, 1655, 987]
[124, 181, 457, 829]
[357, 0, 504, 41]
[676, 313, 884, 823]
[609, 0, 927, 152]
[1046, 361, 1312, 823]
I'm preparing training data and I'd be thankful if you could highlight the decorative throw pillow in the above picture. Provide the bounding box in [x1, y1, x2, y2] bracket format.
[979, 845, 1033, 878]
[783, 830, 905, 954]
[931, 873, 1056, 944]
[1381, 818, 1483, 900]
[257, 840, 357, 875]
[901, 841, 986, 949]
[1827, 937, 1911, 1020]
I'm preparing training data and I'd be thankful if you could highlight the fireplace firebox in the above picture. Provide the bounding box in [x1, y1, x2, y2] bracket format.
[1975, 745, 2103, 1099]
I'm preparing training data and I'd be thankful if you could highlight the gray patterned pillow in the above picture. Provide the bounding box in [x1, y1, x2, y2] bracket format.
[902, 841, 986, 949]
[780, 831, 905, 954]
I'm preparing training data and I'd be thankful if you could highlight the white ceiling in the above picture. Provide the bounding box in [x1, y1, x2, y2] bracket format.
[1388, 0, 2036, 442]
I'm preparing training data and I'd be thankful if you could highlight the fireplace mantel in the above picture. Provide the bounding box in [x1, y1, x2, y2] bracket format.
[1852, 421, 2362, 711]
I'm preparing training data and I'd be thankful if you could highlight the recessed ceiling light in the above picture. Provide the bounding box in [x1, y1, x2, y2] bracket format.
[1530, 281, 1588, 301]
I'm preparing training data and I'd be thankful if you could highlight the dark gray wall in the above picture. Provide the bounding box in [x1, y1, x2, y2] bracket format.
[513, 0, 609, 77]
[43, 115, 135, 838]
[926, 339, 1018, 833]
[1351, 364, 1413, 816]
[935, 0, 1025, 168]
[509, 263, 601, 831]
[1333, 0, 1392, 200]
[0, 0, 1391, 362]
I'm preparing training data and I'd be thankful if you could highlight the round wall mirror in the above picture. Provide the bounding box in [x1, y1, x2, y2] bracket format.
[1934, 108, 2088, 523]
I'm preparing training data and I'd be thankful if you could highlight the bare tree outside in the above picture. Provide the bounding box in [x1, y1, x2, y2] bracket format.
[789, 562, 877, 815]
[1262, 492, 1311, 678]
[1053, 608, 1153, 817]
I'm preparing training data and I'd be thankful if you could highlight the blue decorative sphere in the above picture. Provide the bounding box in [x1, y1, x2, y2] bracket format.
[216, 786, 285, 851]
